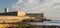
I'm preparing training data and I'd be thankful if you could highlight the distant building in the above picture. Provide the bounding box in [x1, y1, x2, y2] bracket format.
[27, 13, 44, 19]
[27, 13, 44, 17]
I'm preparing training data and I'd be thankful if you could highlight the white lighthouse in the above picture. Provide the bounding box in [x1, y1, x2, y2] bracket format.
[5, 8, 9, 13]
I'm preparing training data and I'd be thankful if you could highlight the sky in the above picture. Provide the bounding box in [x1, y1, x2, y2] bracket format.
[0, 0, 17, 12]
[0, 0, 60, 20]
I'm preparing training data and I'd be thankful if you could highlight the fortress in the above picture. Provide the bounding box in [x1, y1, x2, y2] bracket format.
[0, 8, 45, 28]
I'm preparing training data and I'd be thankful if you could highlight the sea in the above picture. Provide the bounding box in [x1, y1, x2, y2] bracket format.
[22, 20, 60, 26]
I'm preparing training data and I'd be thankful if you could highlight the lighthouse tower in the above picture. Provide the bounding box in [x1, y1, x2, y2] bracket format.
[5, 8, 9, 13]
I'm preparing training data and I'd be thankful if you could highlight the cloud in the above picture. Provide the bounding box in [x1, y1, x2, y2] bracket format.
[12, 0, 40, 9]
[12, 0, 56, 12]
[12, 0, 60, 18]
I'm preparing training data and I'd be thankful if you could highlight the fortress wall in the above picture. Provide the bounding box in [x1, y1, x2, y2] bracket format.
[0, 16, 30, 22]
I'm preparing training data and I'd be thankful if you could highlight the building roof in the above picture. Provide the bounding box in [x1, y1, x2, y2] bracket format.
[27, 13, 44, 17]
[0, 11, 17, 16]
[0, 11, 44, 17]
[27, 13, 43, 15]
